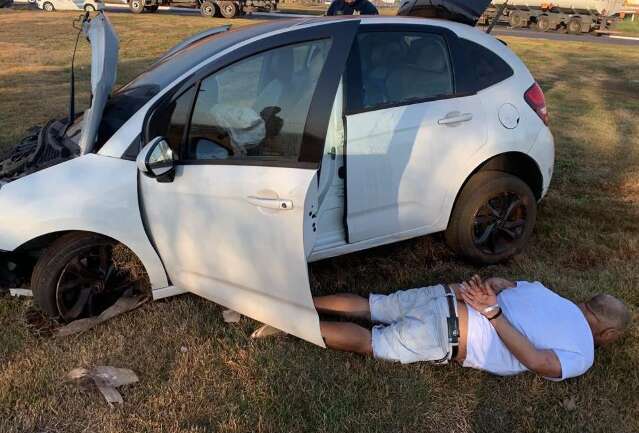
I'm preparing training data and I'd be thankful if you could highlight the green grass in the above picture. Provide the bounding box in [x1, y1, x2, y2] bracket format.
[1, 9, 639, 433]
[614, 18, 639, 35]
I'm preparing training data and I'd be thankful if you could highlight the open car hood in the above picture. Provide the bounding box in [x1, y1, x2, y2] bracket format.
[397, 0, 491, 26]
[78, 12, 119, 155]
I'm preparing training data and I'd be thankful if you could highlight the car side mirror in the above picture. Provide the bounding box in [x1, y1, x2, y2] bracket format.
[137, 137, 176, 182]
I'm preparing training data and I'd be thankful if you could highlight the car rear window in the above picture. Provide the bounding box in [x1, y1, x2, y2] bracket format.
[460, 39, 514, 91]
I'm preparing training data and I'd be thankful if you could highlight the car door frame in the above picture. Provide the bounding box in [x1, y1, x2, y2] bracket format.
[137, 19, 360, 346]
[341, 22, 477, 244]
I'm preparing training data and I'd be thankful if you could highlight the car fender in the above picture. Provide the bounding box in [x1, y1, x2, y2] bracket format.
[435, 133, 552, 232]
[0, 154, 169, 290]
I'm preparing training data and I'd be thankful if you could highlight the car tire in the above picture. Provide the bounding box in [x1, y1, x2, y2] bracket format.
[43, 1, 54, 11]
[537, 15, 552, 32]
[219, 1, 237, 18]
[31, 233, 139, 321]
[568, 19, 582, 34]
[200, 0, 215, 16]
[83, 3, 95, 11]
[130, 0, 145, 13]
[445, 171, 537, 265]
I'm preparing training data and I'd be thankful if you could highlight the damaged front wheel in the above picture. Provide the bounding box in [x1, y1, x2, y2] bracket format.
[31, 233, 147, 322]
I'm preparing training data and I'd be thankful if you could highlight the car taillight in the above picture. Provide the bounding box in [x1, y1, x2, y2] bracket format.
[524, 82, 549, 125]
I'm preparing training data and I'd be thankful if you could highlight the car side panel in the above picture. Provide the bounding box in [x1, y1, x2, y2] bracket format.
[0, 154, 169, 290]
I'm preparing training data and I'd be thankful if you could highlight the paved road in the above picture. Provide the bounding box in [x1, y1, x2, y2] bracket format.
[103, 4, 639, 46]
[488, 26, 639, 46]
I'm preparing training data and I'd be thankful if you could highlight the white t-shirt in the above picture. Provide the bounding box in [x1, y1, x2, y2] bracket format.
[463, 281, 594, 380]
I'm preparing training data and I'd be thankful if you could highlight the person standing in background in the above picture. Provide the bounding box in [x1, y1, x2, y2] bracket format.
[326, 0, 379, 16]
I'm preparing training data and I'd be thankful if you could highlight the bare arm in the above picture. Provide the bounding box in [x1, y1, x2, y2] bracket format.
[459, 275, 561, 378]
[488, 313, 561, 378]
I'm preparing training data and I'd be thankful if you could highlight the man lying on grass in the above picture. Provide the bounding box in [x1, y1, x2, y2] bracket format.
[314, 276, 630, 380]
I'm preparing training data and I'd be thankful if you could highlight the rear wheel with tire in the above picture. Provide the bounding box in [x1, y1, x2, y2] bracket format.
[31, 233, 143, 321]
[43, 1, 54, 11]
[130, 0, 145, 13]
[445, 171, 537, 265]
[509, 13, 522, 28]
[568, 19, 582, 34]
[219, 0, 237, 18]
[200, 0, 215, 16]
[537, 15, 552, 32]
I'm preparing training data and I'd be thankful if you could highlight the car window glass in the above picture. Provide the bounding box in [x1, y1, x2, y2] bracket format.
[147, 85, 196, 158]
[185, 39, 332, 161]
[354, 32, 453, 110]
[460, 39, 514, 91]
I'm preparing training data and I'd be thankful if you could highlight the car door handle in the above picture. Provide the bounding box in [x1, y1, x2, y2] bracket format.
[437, 112, 473, 125]
[247, 196, 294, 210]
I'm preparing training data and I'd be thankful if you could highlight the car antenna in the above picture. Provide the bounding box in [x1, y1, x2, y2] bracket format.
[64, 12, 88, 135]
[486, 0, 508, 33]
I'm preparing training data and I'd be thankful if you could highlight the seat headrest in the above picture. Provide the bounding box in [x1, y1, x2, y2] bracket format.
[411, 40, 448, 73]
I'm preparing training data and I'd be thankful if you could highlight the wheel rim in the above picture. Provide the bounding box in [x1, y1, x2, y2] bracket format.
[55, 244, 132, 321]
[132, 1, 140, 8]
[203, 4, 212, 14]
[473, 192, 528, 255]
[44, 3, 52, 10]
[223, 4, 233, 14]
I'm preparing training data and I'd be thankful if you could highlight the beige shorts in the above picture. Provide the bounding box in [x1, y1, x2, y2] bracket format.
[369, 284, 454, 364]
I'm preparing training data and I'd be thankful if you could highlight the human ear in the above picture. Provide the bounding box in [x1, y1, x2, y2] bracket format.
[600, 328, 621, 345]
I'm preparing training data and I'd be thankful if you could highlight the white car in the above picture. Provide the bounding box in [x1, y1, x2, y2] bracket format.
[0, 3, 553, 347]
[37, 0, 103, 12]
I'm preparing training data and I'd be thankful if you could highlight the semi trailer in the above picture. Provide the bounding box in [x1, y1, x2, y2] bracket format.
[479, 0, 624, 33]
[124, 0, 278, 17]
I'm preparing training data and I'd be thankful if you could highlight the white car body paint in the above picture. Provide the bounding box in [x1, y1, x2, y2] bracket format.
[139, 166, 324, 346]
[0, 155, 169, 290]
[36, 0, 103, 10]
[345, 93, 488, 243]
[0, 16, 555, 347]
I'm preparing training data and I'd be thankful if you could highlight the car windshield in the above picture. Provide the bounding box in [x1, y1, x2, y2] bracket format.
[91, 20, 298, 149]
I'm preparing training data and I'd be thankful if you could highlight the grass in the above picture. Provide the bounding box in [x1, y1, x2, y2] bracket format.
[1, 9, 639, 433]
[614, 18, 639, 35]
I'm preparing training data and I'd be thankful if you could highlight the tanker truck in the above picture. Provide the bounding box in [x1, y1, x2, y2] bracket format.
[479, 0, 624, 33]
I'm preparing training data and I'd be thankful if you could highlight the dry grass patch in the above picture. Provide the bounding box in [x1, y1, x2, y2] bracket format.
[0, 10, 638, 433]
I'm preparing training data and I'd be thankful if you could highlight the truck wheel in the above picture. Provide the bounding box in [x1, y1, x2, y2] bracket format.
[200, 0, 215, 16]
[30, 233, 145, 321]
[130, 0, 145, 13]
[568, 19, 582, 34]
[509, 14, 521, 28]
[219, 1, 238, 18]
[43, 1, 54, 11]
[445, 171, 537, 265]
[537, 15, 552, 32]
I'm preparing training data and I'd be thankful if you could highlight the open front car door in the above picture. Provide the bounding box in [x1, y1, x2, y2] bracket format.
[138, 19, 360, 346]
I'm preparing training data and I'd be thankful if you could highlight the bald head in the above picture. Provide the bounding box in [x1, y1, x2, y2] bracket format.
[585, 294, 631, 346]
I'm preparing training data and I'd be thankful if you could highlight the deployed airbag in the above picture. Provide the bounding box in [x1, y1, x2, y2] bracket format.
[397, 0, 492, 26]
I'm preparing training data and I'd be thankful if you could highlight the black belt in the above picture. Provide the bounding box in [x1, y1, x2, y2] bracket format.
[443, 284, 460, 360]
